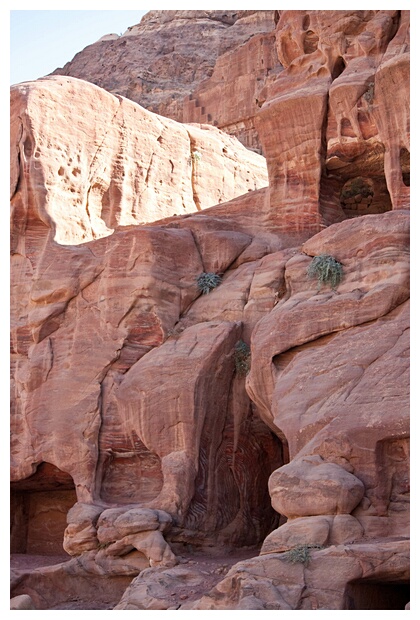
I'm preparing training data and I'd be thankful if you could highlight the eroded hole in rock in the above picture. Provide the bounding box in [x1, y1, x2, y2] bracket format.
[23, 136, 32, 158]
[11, 463, 76, 555]
[344, 580, 410, 610]
[340, 117, 355, 138]
[303, 30, 319, 54]
[302, 14, 310, 31]
[339, 176, 392, 218]
[400, 148, 410, 187]
[332, 56, 346, 81]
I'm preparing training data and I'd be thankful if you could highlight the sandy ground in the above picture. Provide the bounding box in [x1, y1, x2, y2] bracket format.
[10, 547, 259, 610]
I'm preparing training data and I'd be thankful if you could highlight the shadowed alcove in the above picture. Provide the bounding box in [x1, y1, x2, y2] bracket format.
[11, 462, 76, 555]
[344, 579, 410, 610]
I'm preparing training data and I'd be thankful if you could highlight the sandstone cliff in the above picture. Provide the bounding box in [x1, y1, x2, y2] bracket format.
[11, 9, 409, 611]
[10, 76, 267, 245]
[53, 10, 280, 148]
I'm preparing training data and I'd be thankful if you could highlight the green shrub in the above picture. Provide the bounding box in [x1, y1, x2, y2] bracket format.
[196, 272, 222, 294]
[192, 150, 202, 162]
[341, 177, 373, 200]
[281, 544, 324, 567]
[234, 340, 251, 376]
[307, 254, 343, 291]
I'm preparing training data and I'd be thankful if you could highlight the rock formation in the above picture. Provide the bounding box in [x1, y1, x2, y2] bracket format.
[11, 9, 409, 611]
[256, 9, 409, 234]
[10, 76, 267, 245]
[51, 10, 278, 152]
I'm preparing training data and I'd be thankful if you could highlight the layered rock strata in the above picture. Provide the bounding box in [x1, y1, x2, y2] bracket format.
[11, 77, 282, 560]
[11, 76, 267, 246]
[182, 28, 283, 152]
[51, 11, 276, 126]
[10, 9, 410, 612]
[182, 210, 410, 610]
[255, 10, 410, 233]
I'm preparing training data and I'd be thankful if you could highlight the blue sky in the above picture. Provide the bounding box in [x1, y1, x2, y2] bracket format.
[10, 10, 148, 85]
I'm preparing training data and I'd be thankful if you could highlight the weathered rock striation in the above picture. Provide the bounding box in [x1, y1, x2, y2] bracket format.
[11, 9, 409, 611]
[256, 9, 410, 234]
[11, 76, 267, 245]
[182, 22, 283, 152]
[51, 11, 276, 133]
[10, 76, 280, 560]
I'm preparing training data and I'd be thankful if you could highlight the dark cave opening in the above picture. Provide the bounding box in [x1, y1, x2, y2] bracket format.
[344, 580, 410, 610]
[320, 170, 398, 227]
[11, 462, 76, 555]
[332, 56, 346, 81]
[400, 147, 410, 187]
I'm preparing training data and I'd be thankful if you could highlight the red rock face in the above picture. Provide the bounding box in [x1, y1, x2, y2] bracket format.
[50, 11, 276, 132]
[182, 30, 283, 152]
[10, 9, 409, 612]
[10, 78, 281, 555]
[255, 10, 410, 233]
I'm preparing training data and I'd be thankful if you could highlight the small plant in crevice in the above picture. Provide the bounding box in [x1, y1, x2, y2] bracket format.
[234, 340, 251, 376]
[307, 254, 343, 291]
[363, 81, 374, 104]
[340, 176, 374, 201]
[192, 150, 202, 162]
[196, 272, 222, 295]
[281, 544, 324, 567]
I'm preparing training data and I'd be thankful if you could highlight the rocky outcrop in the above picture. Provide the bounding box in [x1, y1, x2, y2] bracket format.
[182, 27, 283, 152]
[11, 78, 283, 563]
[10, 76, 267, 245]
[10, 595, 36, 610]
[185, 210, 409, 609]
[10, 9, 409, 612]
[184, 540, 409, 609]
[256, 10, 410, 233]
[51, 11, 276, 128]
[10, 203, 283, 544]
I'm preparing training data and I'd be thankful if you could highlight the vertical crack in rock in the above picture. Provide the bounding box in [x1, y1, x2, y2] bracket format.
[143, 152, 156, 190]
[10, 117, 24, 201]
[83, 185, 95, 240]
[388, 10, 402, 43]
[186, 130, 202, 211]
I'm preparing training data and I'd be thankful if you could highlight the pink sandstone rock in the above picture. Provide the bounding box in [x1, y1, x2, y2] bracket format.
[255, 10, 410, 233]
[182, 26, 283, 152]
[260, 514, 364, 554]
[11, 76, 267, 245]
[268, 455, 365, 518]
[185, 539, 409, 609]
[10, 595, 36, 610]
[10, 9, 410, 612]
[10, 76, 282, 554]
[51, 10, 277, 138]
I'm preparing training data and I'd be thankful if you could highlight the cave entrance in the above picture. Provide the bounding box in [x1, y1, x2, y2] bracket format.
[11, 462, 76, 555]
[344, 579, 410, 610]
